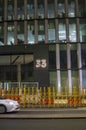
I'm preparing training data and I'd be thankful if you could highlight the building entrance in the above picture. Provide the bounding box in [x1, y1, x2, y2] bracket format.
[0, 54, 34, 82]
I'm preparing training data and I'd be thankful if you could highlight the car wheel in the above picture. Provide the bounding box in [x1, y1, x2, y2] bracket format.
[0, 105, 6, 114]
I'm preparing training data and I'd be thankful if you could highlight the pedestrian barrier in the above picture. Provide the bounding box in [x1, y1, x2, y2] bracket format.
[0, 86, 86, 108]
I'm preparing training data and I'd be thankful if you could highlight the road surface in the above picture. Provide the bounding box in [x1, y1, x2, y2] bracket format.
[0, 119, 86, 130]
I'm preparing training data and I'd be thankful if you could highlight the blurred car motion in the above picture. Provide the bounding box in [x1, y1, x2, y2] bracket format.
[0, 96, 20, 114]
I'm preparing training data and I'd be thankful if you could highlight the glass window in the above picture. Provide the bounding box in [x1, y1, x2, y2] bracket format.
[17, 0, 24, 20]
[70, 44, 78, 69]
[58, 19, 66, 43]
[7, 22, 14, 45]
[48, 20, 55, 43]
[17, 22, 24, 45]
[80, 19, 86, 42]
[78, 0, 86, 17]
[81, 44, 86, 68]
[38, 20, 45, 43]
[7, 0, 14, 20]
[0, 0, 4, 21]
[72, 70, 78, 87]
[82, 69, 86, 89]
[49, 51, 56, 69]
[60, 44, 67, 69]
[37, 0, 44, 19]
[68, 0, 75, 17]
[50, 71, 56, 87]
[28, 21, 35, 44]
[69, 19, 76, 42]
[0, 23, 4, 45]
[57, 0, 65, 18]
[61, 71, 68, 87]
[47, 0, 55, 18]
[27, 0, 34, 19]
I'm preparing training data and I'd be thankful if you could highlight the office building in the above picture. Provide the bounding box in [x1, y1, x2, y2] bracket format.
[0, 0, 86, 93]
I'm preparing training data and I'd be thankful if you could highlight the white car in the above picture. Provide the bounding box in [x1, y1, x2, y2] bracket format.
[0, 96, 20, 114]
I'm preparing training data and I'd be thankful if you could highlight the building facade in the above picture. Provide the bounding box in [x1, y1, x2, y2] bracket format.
[0, 0, 86, 93]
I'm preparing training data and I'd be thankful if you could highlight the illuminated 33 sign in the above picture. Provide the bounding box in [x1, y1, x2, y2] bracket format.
[35, 59, 47, 68]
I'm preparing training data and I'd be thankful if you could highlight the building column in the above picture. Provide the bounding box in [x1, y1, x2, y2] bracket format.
[67, 44, 72, 94]
[77, 43, 82, 93]
[66, 17, 72, 94]
[56, 44, 61, 93]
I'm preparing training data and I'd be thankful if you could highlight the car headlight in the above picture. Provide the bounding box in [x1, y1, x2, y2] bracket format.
[6, 101, 14, 105]
[9, 102, 14, 105]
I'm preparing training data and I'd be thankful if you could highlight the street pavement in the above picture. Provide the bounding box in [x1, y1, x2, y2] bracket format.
[0, 107, 86, 119]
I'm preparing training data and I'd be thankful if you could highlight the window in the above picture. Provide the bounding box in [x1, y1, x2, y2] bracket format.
[82, 70, 86, 89]
[7, 22, 14, 45]
[27, 0, 34, 19]
[50, 71, 56, 87]
[70, 44, 78, 69]
[38, 20, 45, 43]
[47, 0, 55, 18]
[60, 44, 67, 69]
[68, 0, 76, 17]
[58, 19, 66, 43]
[80, 19, 86, 42]
[0, 23, 4, 45]
[61, 71, 68, 88]
[17, 22, 24, 45]
[49, 51, 56, 69]
[17, 0, 24, 20]
[69, 19, 76, 42]
[28, 21, 35, 44]
[48, 20, 55, 43]
[7, 0, 14, 20]
[71, 70, 78, 87]
[37, 0, 44, 19]
[78, 0, 86, 17]
[81, 44, 86, 68]
[57, 0, 65, 18]
[0, 0, 4, 21]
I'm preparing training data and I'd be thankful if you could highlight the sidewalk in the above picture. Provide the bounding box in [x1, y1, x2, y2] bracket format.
[0, 107, 86, 119]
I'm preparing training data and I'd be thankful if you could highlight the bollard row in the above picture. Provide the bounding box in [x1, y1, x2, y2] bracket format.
[0, 86, 86, 108]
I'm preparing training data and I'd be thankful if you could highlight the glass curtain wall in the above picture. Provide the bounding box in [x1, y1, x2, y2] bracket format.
[81, 44, 86, 88]
[71, 44, 78, 87]
[38, 20, 45, 43]
[48, 20, 55, 43]
[37, 0, 44, 19]
[7, 22, 14, 45]
[27, 0, 34, 19]
[7, 0, 14, 20]
[28, 21, 35, 44]
[78, 0, 86, 17]
[57, 0, 65, 18]
[17, 22, 24, 45]
[49, 45, 56, 87]
[47, 0, 55, 18]
[69, 19, 76, 42]
[0, 22, 4, 45]
[17, 0, 24, 20]
[0, 0, 4, 21]
[58, 19, 66, 43]
[68, 0, 76, 17]
[80, 19, 86, 42]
